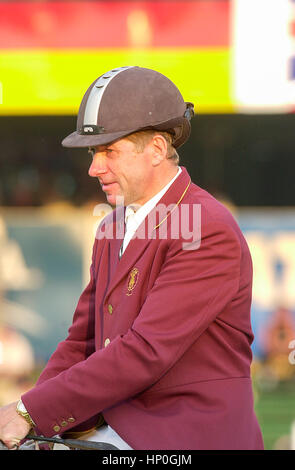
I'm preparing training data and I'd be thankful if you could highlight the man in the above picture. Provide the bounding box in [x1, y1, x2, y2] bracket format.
[0, 66, 264, 450]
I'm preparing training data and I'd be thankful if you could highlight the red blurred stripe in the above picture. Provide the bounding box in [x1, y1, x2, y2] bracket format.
[0, 1, 230, 48]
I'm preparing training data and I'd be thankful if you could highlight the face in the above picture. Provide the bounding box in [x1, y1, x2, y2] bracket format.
[88, 138, 154, 207]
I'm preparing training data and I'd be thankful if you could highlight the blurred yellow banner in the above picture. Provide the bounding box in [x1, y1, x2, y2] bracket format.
[0, 48, 232, 115]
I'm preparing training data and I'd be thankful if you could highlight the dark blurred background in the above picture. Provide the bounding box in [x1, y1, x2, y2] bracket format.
[1, 113, 295, 208]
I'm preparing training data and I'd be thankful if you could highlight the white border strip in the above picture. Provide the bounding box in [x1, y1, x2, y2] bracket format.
[231, 0, 292, 112]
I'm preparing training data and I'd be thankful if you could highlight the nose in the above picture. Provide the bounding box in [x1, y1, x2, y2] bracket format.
[88, 151, 108, 177]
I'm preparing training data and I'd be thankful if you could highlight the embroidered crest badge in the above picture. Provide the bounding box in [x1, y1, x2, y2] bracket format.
[126, 268, 139, 296]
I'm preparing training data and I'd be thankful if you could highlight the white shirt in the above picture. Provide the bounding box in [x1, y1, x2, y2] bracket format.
[121, 167, 182, 256]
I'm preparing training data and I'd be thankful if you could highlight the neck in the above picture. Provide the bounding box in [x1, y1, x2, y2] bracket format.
[133, 164, 179, 207]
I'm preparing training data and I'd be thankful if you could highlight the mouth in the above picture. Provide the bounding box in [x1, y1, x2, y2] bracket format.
[101, 182, 118, 192]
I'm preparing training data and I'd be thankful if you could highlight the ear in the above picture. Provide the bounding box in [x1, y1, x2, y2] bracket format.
[150, 134, 168, 167]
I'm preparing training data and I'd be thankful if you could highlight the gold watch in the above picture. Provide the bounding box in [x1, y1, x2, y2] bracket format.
[16, 399, 35, 428]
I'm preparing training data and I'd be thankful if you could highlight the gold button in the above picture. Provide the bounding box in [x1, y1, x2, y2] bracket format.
[108, 304, 113, 314]
[104, 338, 110, 347]
[53, 425, 61, 433]
[68, 417, 75, 423]
[61, 421, 68, 427]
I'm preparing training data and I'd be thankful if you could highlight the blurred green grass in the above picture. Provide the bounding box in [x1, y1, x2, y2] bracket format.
[254, 379, 295, 450]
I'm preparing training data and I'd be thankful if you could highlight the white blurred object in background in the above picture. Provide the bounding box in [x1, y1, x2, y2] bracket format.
[232, 0, 295, 112]
[0, 215, 47, 380]
[0, 216, 43, 290]
[0, 326, 34, 377]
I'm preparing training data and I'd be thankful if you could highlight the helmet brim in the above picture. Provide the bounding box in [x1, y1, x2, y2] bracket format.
[62, 117, 191, 150]
[61, 129, 134, 148]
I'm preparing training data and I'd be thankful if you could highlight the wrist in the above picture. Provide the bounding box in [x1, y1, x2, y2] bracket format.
[16, 399, 35, 429]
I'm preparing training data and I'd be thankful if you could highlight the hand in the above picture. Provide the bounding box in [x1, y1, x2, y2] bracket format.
[0, 401, 31, 449]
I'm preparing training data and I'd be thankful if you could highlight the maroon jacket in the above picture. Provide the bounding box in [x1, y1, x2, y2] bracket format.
[22, 167, 264, 450]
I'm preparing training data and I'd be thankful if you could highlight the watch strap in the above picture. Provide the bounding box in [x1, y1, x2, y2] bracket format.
[16, 399, 35, 428]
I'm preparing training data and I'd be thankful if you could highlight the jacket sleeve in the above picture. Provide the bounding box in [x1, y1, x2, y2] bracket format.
[21, 221, 242, 437]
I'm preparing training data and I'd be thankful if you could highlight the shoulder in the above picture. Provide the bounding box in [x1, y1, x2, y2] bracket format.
[184, 182, 244, 238]
[167, 181, 250, 260]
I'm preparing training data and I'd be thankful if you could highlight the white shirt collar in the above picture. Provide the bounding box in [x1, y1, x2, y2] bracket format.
[125, 167, 182, 225]
[120, 167, 182, 257]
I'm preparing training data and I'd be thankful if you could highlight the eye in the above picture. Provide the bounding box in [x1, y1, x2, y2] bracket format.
[105, 148, 115, 157]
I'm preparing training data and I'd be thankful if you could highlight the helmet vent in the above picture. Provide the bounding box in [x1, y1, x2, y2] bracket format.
[83, 66, 135, 127]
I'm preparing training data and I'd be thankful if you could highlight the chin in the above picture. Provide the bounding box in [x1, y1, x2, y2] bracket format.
[106, 195, 116, 207]
[106, 194, 124, 208]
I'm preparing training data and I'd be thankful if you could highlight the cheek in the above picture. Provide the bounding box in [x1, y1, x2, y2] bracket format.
[128, 170, 146, 189]
[118, 155, 149, 189]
